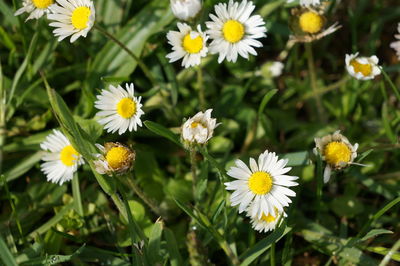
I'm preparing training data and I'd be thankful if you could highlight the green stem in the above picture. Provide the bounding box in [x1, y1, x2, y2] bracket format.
[380, 67, 400, 102]
[0, 59, 5, 176]
[197, 66, 205, 110]
[190, 148, 197, 199]
[315, 153, 323, 222]
[110, 193, 128, 221]
[71, 173, 84, 217]
[94, 24, 158, 88]
[270, 242, 276, 266]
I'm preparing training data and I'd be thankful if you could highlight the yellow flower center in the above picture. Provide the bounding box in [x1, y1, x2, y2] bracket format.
[223, 20, 245, 43]
[182, 33, 203, 54]
[324, 141, 352, 166]
[60, 145, 79, 166]
[116, 98, 137, 119]
[71, 6, 91, 30]
[190, 121, 205, 128]
[261, 208, 278, 223]
[350, 60, 372, 76]
[106, 147, 131, 170]
[32, 0, 53, 9]
[248, 171, 273, 195]
[299, 11, 324, 34]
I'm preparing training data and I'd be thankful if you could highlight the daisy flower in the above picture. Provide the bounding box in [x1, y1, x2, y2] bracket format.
[40, 129, 84, 185]
[224, 150, 298, 219]
[314, 130, 359, 183]
[345, 53, 381, 80]
[14, 0, 56, 21]
[94, 143, 135, 175]
[166, 23, 208, 68]
[247, 207, 286, 233]
[390, 23, 400, 60]
[181, 109, 219, 146]
[170, 0, 202, 21]
[48, 0, 95, 43]
[206, 0, 267, 63]
[95, 83, 144, 135]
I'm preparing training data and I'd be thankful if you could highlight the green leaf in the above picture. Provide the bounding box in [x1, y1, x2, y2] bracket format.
[331, 196, 364, 218]
[0, 235, 17, 266]
[144, 120, 182, 147]
[258, 89, 278, 117]
[19, 244, 86, 265]
[2, 151, 43, 184]
[147, 220, 163, 265]
[164, 228, 183, 266]
[361, 229, 393, 242]
[281, 151, 310, 167]
[381, 102, 396, 143]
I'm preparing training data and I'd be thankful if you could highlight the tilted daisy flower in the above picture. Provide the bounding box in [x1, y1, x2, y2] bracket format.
[170, 0, 202, 21]
[345, 53, 381, 81]
[48, 0, 95, 43]
[94, 143, 135, 175]
[390, 23, 400, 60]
[224, 150, 299, 219]
[314, 130, 359, 183]
[166, 23, 208, 68]
[14, 0, 57, 21]
[246, 207, 286, 233]
[40, 129, 84, 185]
[95, 83, 144, 135]
[206, 0, 267, 63]
[181, 109, 219, 147]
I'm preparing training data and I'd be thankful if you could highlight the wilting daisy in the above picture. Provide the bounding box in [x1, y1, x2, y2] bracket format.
[181, 109, 218, 146]
[170, 0, 202, 21]
[166, 23, 208, 68]
[247, 207, 286, 233]
[224, 150, 298, 219]
[40, 129, 84, 185]
[390, 23, 400, 60]
[48, 0, 95, 43]
[206, 0, 267, 63]
[314, 131, 359, 183]
[94, 143, 135, 175]
[345, 53, 381, 80]
[95, 83, 144, 135]
[14, 0, 57, 21]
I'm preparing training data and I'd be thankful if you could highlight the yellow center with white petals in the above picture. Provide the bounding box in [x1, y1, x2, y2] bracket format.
[182, 34, 203, 54]
[116, 98, 136, 119]
[261, 208, 278, 223]
[106, 147, 131, 170]
[60, 145, 79, 166]
[71, 6, 91, 30]
[223, 20, 245, 43]
[324, 141, 351, 166]
[32, 0, 53, 9]
[350, 60, 372, 76]
[190, 121, 205, 128]
[299, 11, 323, 34]
[248, 171, 273, 195]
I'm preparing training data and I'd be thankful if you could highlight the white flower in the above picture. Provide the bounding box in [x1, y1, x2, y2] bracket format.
[170, 0, 202, 21]
[206, 0, 267, 63]
[269, 61, 284, 77]
[166, 23, 208, 68]
[48, 0, 95, 43]
[300, 0, 320, 6]
[224, 150, 298, 219]
[390, 23, 400, 60]
[182, 109, 218, 145]
[14, 0, 56, 21]
[345, 53, 381, 81]
[247, 207, 286, 233]
[314, 130, 359, 183]
[40, 129, 84, 185]
[95, 83, 144, 135]
[94, 143, 135, 175]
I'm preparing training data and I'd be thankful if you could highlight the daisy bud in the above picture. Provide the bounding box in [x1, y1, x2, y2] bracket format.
[94, 143, 135, 176]
[181, 109, 218, 147]
[170, 0, 202, 21]
[268, 61, 285, 77]
[345, 53, 381, 81]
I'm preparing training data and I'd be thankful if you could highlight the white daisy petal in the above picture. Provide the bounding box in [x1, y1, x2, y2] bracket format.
[14, 0, 56, 21]
[345, 52, 381, 80]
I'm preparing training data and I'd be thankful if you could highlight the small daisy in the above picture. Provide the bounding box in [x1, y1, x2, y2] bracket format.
[390, 23, 400, 60]
[345, 53, 381, 80]
[94, 143, 135, 175]
[95, 83, 144, 135]
[314, 130, 359, 183]
[40, 129, 84, 185]
[48, 0, 95, 43]
[247, 207, 286, 233]
[170, 0, 202, 21]
[269, 61, 284, 77]
[166, 23, 208, 68]
[206, 0, 267, 63]
[14, 0, 56, 21]
[224, 150, 298, 219]
[181, 109, 219, 146]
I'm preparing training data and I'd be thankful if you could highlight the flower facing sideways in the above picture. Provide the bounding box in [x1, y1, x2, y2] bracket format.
[14, 0, 57, 21]
[182, 109, 218, 146]
[247, 207, 286, 233]
[345, 53, 381, 81]
[94, 143, 136, 175]
[170, 0, 202, 21]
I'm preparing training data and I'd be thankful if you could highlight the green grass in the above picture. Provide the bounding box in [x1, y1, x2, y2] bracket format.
[1, 0, 399, 265]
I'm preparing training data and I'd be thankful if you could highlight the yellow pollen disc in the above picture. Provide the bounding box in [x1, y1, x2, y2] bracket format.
[116, 98, 137, 119]
[106, 147, 130, 170]
[350, 60, 372, 76]
[261, 208, 278, 223]
[32, 0, 53, 9]
[190, 121, 204, 128]
[60, 145, 79, 166]
[299, 11, 323, 34]
[182, 34, 203, 54]
[223, 20, 245, 43]
[324, 141, 351, 166]
[71, 6, 91, 30]
[248, 171, 273, 195]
